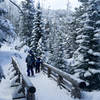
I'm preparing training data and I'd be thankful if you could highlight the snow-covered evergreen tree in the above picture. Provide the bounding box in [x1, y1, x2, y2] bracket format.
[47, 19, 56, 65]
[69, 3, 88, 72]
[0, 0, 16, 47]
[73, 0, 100, 90]
[46, 13, 68, 71]
[32, 2, 43, 56]
[53, 29, 66, 71]
[21, 0, 35, 47]
[40, 20, 50, 62]
[69, 6, 85, 58]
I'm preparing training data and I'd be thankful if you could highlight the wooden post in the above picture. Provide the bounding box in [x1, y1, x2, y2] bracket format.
[41, 63, 44, 71]
[48, 68, 51, 78]
[17, 72, 21, 83]
[27, 87, 36, 100]
[71, 87, 81, 98]
[57, 75, 63, 86]
[11, 57, 36, 100]
[43, 63, 81, 99]
[22, 79, 25, 96]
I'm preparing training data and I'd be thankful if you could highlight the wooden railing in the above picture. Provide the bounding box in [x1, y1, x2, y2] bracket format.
[8, 57, 36, 100]
[8, 57, 82, 99]
[42, 63, 82, 98]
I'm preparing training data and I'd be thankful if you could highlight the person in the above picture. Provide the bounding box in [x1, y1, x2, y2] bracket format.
[35, 57, 42, 73]
[26, 50, 35, 76]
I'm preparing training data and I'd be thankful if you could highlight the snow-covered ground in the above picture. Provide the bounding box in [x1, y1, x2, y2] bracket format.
[17, 54, 76, 100]
[30, 72, 75, 100]
[0, 51, 13, 100]
[0, 45, 100, 100]
[0, 78, 12, 100]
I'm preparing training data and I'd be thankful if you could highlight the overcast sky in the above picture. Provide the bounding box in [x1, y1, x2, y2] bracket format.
[35, 0, 80, 10]
[18, 0, 80, 10]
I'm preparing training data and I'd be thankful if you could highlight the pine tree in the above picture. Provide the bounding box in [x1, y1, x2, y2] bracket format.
[21, 0, 35, 47]
[69, 3, 88, 73]
[47, 20, 56, 65]
[40, 20, 50, 62]
[47, 14, 67, 71]
[32, 2, 43, 56]
[70, 1, 89, 58]
[0, 0, 16, 46]
[54, 30, 66, 71]
[73, 0, 100, 90]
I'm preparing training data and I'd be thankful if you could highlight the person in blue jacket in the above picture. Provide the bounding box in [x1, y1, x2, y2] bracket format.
[26, 50, 35, 76]
[35, 57, 42, 73]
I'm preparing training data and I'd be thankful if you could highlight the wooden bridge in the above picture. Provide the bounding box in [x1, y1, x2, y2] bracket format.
[9, 57, 83, 100]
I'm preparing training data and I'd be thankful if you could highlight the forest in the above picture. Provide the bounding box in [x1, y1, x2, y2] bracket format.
[0, 0, 100, 99]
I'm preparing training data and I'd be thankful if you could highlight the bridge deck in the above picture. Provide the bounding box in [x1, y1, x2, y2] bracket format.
[29, 72, 72, 100]
[0, 51, 76, 100]
[17, 56, 75, 100]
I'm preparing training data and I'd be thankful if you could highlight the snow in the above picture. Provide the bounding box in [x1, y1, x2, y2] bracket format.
[12, 85, 25, 99]
[84, 24, 94, 30]
[88, 49, 93, 54]
[0, 17, 16, 43]
[0, 48, 74, 100]
[78, 46, 88, 50]
[0, 78, 12, 100]
[88, 61, 95, 65]
[94, 33, 100, 38]
[84, 71, 91, 77]
[93, 52, 100, 56]
[95, 0, 100, 2]
[17, 56, 78, 100]
[10, 75, 19, 86]
[89, 68, 100, 74]
[0, 59, 12, 100]
[0, 45, 100, 100]
[76, 39, 84, 44]
[96, 20, 100, 24]
[83, 91, 100, 100]
[76, 35, 89, 40]
[30, 72, 74, 100]
[0, 49, 22, 100]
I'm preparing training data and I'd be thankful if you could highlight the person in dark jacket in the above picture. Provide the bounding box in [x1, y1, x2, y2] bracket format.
[26, 51, 35, 76]
[35, 57, 42, 73]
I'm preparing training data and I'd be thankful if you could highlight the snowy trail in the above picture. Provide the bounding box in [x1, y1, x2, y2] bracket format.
[15, 52, 100, 100]
[0, 51, 74, 100]
[18, 57, 78, 100]
[0, 51, 14, 100]
[0, 78, 12, 100]
[0, 50, 100, 100]
[29, 72, 74, 100]
[0, 50, 24, 100]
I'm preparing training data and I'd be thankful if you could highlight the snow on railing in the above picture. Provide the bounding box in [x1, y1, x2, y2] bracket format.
[8, 57, 36, 100]
[42, 63, 82, 98]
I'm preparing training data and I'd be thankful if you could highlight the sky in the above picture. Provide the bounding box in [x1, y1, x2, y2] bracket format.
[35, 0, 80, 10]
[18, 0, 80, 11]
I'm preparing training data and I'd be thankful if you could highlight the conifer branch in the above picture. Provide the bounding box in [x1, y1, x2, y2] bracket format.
[9, 0, 25, 16]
